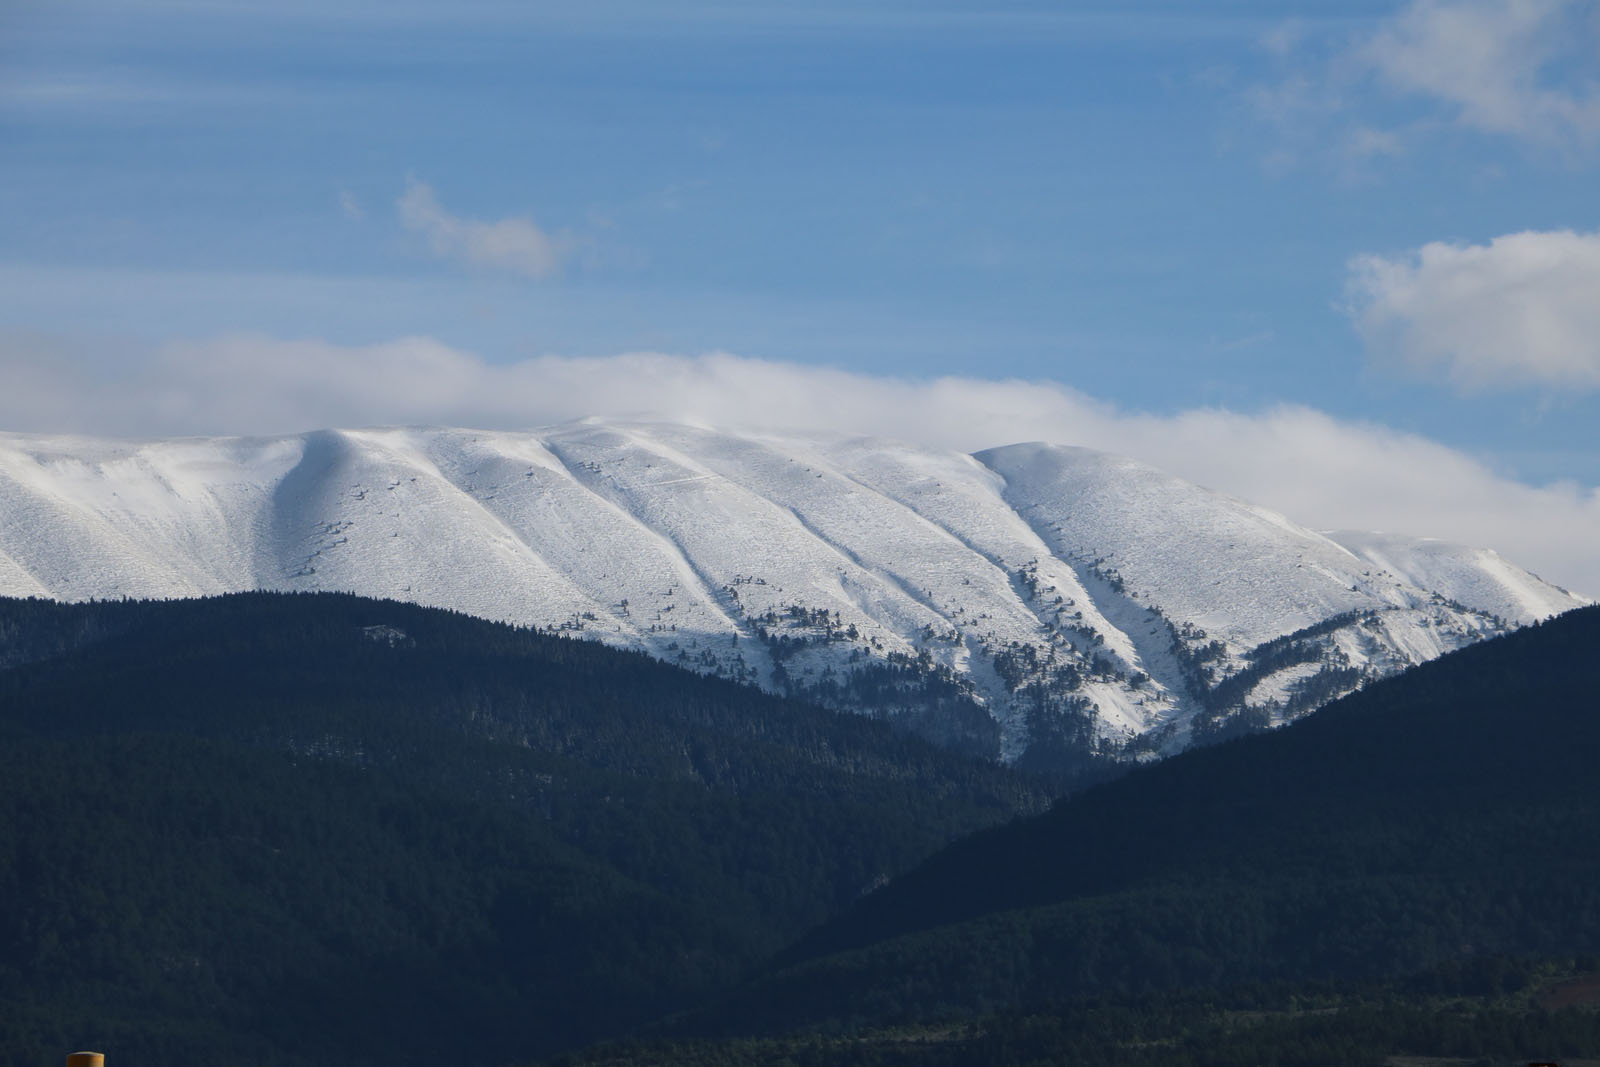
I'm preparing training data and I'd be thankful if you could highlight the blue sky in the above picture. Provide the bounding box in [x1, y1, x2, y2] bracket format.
[2, 0, 1598, 590]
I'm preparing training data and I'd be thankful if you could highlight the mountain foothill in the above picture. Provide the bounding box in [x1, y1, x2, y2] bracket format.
[0, 422, 1595, 1066]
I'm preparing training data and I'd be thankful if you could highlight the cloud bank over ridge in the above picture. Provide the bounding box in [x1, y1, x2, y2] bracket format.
[4, 334, 1596, 597]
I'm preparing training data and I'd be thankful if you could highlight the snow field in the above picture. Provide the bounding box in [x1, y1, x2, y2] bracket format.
[0, 422, 1584, 758]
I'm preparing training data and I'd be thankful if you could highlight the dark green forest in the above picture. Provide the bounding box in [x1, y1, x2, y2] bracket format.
[0, 592, 1051, 1066]
[557, 963, 1600, 1067]
[3, 594, 1599, 1067]
[629, 604, 1600, 1061]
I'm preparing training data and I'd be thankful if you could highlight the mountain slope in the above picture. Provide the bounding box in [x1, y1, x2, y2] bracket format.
[698, 604, 1600, 1035]
[0, 422, 1583, 762]
[0, 592, 1046, 1066]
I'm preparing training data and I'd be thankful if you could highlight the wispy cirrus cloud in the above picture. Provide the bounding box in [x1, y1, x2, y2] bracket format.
[2, 335, 1595, 596]
[397, 178, 575, 280]
[1348, 228, 1600, 390]
[1251, 0, 1600, 166]
[1360, 0, 1600, 146]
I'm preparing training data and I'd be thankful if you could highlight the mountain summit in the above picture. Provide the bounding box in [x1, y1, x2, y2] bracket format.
[0, 421, 1582, 763]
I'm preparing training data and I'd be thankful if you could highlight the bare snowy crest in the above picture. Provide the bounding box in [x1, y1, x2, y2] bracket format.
[0, 423, 1583, 761]
[2, 335, 1596, 597]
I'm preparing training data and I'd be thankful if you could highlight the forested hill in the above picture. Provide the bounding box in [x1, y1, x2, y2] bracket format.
[0, 592, 1051, 1067]
[692, 603, 1600, 1036]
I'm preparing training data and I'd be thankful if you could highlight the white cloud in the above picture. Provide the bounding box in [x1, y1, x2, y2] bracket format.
[1253, 0, 1600, 161]
[1360, 0, 1600, 146]
[397, 178, 572, 279]
[2, 336, 1596, 596]
[1348, 228, 1600, 389]
[1342, 124, 1406, 159]
[338, 190, 365, 220]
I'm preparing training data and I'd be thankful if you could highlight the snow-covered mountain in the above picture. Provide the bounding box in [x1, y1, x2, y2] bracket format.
[0, 421, 1584, 763]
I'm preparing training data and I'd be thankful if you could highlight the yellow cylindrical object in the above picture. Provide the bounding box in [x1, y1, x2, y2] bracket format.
[67, 1054, 104, 1067]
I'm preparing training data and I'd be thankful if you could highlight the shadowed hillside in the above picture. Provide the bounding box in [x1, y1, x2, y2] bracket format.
[677, 605, 1600, 1038]
[0, 592, 1052, 1066]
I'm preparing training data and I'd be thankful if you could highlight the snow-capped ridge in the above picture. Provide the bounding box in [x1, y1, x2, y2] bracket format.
[0, 421, 1584, 763]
